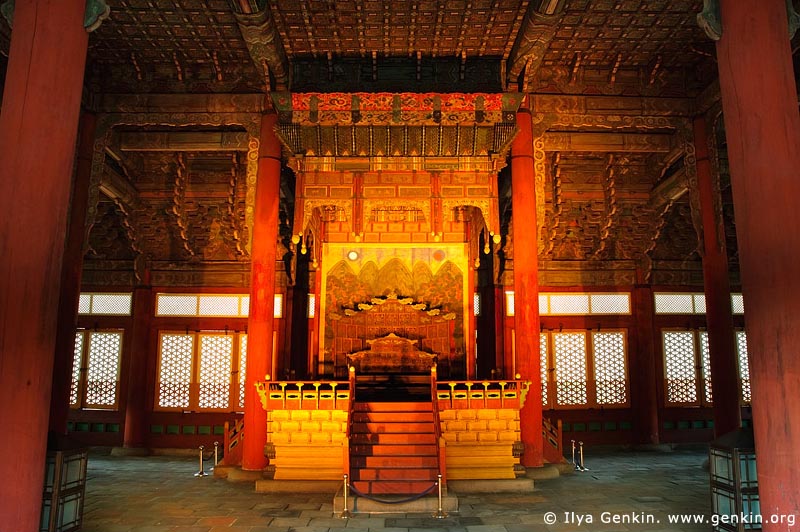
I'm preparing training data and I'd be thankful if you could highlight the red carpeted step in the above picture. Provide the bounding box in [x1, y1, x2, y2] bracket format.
[351, 422, 435, 434]
[352, 455, 438, 469]
[352, 411, 434, 423]
[354, 401, 432, 412]
[350, 443, 438, 456]
[354, 467, 438, 481]
[351, 432, 437, 445]
[351, 479, 438, 495]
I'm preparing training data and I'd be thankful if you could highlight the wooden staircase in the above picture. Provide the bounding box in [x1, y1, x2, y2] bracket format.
[349, 401, 440, 495]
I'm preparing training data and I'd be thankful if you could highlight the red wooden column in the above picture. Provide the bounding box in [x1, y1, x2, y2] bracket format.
[631, 283, 660, 445]
[510, 102, 543, 467]
[693, 116, 740, 436]
[0, 1, 89, 528]
[49, 113, 97, 435]
[242, 112, 282, 470]
[715, 0, 800, 523]
[123, 280, 154, 450]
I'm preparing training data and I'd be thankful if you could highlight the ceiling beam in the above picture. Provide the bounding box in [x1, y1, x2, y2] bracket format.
[543, 132, 674, 153]
[117, 131, 249, 152]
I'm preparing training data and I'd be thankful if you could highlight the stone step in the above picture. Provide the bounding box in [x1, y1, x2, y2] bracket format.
[333, 492, 458, 514]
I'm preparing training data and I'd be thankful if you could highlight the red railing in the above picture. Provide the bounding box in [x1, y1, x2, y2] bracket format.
[221, 418, 244, 466]
[542, 417, 566, 464]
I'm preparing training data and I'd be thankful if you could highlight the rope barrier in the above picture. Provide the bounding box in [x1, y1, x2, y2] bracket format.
[347, 480, 438, 504]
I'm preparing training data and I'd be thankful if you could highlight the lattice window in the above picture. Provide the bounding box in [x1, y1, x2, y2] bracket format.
[538, 294, 548, 314]
[731, 293, 745, 315]
[273, 294, 283, 318]
[70, 332, 84, 406]
[78, 293, 132, 315]
[473, 293, 481, 316]
[736, 331, 751, 404]
[693, 294, 707, 315]
[540, 334, 549, 406]
[198, 335, 233, 410]
[505, 291, 515, 317]
[241, 296, 250, 316]
[238, 334, 248, 410]
[589, 294, 631, 314]
[198, 295, 239, 317]
[91, 294, 132, 315]
[664, 331, 698, 404]
[78, 295, 91, 314]
[549, 294, 590, 315]
[156, 295, 198, 316]
[158, 334, 194, 408]
[308, 294, 317, 318]
[84, 332, 123, 407]
[655, 294, 695, 314]
[553, 333, 587, 406]
[592, 332, 627, 405]
[699, 331, 713, 404]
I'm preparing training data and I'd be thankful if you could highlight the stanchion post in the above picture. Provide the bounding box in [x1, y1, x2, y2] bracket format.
[194, 446, 208, 477]
[579, 441, 588, 471]
[211, 441, 219, 471]
[433, 474, 448, 518]
[338, 474, 352, 518]
[571, 439, 577, 469]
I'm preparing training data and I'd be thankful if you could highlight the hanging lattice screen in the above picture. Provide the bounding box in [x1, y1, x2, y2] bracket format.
[553, 333, 587, 406]
[664, 331, 698, 404]
[158, 334, 194, 408]
[70, 332, 84, 406]
[538, 294, 548, 314]
[84, 332, 123, 407]
[198, 335, 233, 410]
[239, 334, 248, 410]
[540, 334, 548, 406]
[736, 331, 751, 404]
[592, 332, 627, 405]
[699, 331, 712, 403]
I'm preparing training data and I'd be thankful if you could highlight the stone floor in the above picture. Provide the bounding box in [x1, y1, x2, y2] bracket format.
[80, 449, 712, 531]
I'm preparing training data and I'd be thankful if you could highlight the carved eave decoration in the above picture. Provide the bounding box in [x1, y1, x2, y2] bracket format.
[506, 0, 566, 91]
[272, 92, 523, 172]
[233, 7, 290, 91]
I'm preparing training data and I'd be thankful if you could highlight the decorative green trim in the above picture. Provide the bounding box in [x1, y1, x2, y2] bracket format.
[0, 0, 13, 27]
[788, 0, 800, 39]
[697, 0, 722, 41]
[84, 0, 110, 32]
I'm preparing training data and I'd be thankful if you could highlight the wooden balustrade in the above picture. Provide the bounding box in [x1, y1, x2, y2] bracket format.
[255, 378, 351, 410]
[435, 379, 532, 410]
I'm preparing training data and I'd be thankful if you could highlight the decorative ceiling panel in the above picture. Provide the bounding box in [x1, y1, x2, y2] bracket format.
[268, 0, 529, 59]
[88, 0, 263, 93]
